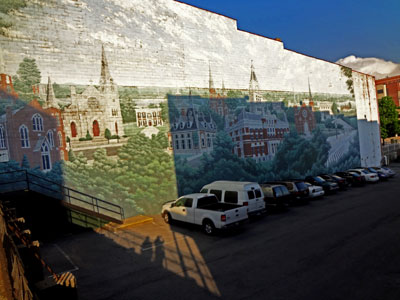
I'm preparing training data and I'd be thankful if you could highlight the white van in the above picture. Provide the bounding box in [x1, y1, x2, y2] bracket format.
[200, 181, 266, 215]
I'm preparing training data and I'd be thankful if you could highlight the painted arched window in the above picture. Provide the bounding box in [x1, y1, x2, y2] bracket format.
[58, 132, 63, 146]
[47, 130, 54, 147]
[32, 114, 43, 131]
[0, 125, 6, 149]
[92, 120, 100, 137]
[19, 125, 30, 148]
[71, 122, 77, 138]
[41, 142, 51, 171]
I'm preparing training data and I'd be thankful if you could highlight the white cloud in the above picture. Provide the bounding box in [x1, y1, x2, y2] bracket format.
[336, 55, 400, 79]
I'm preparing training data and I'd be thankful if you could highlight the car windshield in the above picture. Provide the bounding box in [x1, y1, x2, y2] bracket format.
[362, 170, 370, 174]
[367, 168, 377, 173]
[295, 182, 307, 190]
[332, 175, 341, 180]
[314, 176, 325, 183]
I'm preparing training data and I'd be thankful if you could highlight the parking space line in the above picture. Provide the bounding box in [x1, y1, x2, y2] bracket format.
[47, 244, 79, 278]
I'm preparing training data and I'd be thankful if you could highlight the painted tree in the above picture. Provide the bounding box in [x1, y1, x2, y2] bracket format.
[12, 58, 41, 102]
[379, 96, 400, 139]
[20, 154, 30, 169]
[105, 128, 112, 144]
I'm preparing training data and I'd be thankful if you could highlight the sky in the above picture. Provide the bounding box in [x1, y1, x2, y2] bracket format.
[178, 0, 400, 64]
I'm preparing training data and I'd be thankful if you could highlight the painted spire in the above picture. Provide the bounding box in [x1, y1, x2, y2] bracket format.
[249, 60, 261, 102]
[209, 62, 216, 96]
[308, 77, 313, 101]
[99, 44, 113, 87]
[0, 48, 5, 74]
[221, 79, 226, 96]
[46, 76, 56, 107]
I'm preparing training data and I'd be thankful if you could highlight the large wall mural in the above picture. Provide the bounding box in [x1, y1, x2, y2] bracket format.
[0, 0, 378, 219]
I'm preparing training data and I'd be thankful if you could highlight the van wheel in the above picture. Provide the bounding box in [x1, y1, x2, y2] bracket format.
[163, 212, 172, 224]
[203, 220, 215, 235]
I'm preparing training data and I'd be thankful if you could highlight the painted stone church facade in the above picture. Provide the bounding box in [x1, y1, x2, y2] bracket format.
[38, 46, 124, 144]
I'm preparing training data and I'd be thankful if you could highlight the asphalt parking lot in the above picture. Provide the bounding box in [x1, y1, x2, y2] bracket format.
[42, 163, 400, 300]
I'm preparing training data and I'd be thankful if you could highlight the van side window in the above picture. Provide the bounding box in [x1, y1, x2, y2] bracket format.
[210, 189, 222, 201]
[254, 189, 261, 198]
[200, 188, 208, 193]
[247, 190, 255, 200]
[225, 191, 238, 204]
[184, 198, 193, 207]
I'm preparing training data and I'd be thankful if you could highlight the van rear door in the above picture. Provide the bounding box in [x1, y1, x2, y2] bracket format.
[245, 187, 265, 213]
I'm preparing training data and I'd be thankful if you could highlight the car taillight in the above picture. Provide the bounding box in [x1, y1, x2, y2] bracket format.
[221, 215, 226, 222]
[243, 202, 248, 206]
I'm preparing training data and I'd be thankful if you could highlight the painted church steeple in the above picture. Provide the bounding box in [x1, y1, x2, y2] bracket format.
[99, 45, 115, 92]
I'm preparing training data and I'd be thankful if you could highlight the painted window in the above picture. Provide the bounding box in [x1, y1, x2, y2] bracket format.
[0, 125, 6, 149]
[47, 130, 54, 147]
[41, 142, 51, 171]
[32, 114, 44, 131]
[19, 125, 30, 148]
[58, 132, 63, 146]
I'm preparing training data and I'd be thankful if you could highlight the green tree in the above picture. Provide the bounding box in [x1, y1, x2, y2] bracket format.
[85, 130, 92, 140]
[378, 96, 400, 139]
[331, 101, 338, 115]
[13, 58, 41, 102]
[105, 128, 112, 143]
[20, 154, 30, 169]
[160, 102, 169, 122]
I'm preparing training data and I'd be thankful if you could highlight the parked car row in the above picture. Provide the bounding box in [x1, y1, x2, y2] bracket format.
[161, 166, 396, 235]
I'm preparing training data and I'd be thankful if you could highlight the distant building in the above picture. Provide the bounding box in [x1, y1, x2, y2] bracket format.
[208, 63, 229, 117]
[0, 73, 18, 98]
[168, 107, 217, 155]
[294, 105, 316, 135]
[136, 108, 163, 127]
[227, 109, 289, 162]
[376, 75, 400, 107]
[0, 100, 61, 170]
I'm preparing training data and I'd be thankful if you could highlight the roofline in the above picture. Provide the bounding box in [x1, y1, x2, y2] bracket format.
[174, 0, 237, 21]
[173, 1, 375, 78]
[375, 74, 400, 83]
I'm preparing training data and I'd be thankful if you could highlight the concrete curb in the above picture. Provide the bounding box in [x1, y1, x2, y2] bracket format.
[100, 215, 154, 233]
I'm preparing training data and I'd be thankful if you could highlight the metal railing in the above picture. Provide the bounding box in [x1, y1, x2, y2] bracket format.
[0, 170, 124, 221]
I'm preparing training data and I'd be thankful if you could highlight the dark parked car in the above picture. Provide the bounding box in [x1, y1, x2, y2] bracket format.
[305, 176, 339, 193]
[260, 184, 291, 209]
[319, 174, 348, 189]
[335, 171, 364, 186]
[263, 180, 309, 205]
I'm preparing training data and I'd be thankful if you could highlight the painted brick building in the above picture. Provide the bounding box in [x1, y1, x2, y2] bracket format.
[0, 99, 61, 170]
[227, 109, 289, 162]
[0, 73, 18, 98]
[294, 105, 316, 136]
